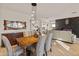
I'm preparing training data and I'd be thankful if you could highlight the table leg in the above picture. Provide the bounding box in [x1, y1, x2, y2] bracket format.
[23, 47, 27, 56]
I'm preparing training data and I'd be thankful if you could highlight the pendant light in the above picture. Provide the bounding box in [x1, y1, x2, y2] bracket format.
[30, 3, 37, 35]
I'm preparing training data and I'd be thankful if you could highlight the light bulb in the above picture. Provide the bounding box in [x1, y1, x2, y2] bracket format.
[32, 21, 35, 24]
[32, 11, 35, 13]
[31, 14, 34, 17]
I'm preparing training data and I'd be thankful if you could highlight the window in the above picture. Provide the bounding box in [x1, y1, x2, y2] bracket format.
[52, 23, 56, 27]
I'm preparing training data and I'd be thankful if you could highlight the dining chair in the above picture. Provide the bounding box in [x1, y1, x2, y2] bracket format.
[1, 35, 23, 56]
[45, 31, 53, 55]
[36, 34, 47, 56]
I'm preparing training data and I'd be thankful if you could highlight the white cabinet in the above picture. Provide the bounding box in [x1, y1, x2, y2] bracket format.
[53, 30, 76, 43]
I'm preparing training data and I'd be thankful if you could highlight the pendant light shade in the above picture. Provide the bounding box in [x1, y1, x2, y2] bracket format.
[31, 3, 37, 6]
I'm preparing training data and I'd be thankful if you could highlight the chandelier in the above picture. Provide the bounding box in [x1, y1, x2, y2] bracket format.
[30, 3, 39, 35]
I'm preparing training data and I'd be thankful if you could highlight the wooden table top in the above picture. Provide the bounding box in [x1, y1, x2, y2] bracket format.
[16, 35, 38, 48]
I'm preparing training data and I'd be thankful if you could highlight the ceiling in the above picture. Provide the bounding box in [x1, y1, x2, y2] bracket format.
[0, 3, 79, 20]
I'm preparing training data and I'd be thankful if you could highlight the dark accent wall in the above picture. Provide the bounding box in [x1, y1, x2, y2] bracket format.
[70, 17, 79, 37]
[56, 17, 79, 38]
[56, 19, 65, 30]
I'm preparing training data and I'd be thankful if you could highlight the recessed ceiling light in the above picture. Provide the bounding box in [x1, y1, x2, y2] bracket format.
[72, 11, 77, 14]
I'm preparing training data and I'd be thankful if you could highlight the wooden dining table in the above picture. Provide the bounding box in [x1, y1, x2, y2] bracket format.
[16, 35, 38, 55]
